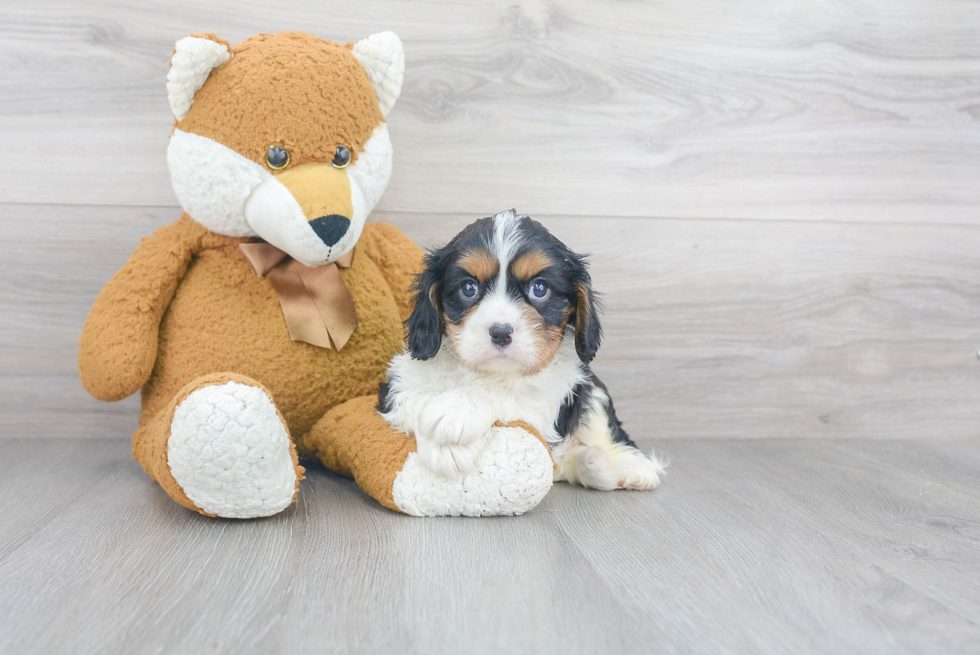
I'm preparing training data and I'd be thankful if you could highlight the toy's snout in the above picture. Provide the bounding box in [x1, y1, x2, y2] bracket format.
[275, 164, 353, 247]
[244, 162, 366, 267]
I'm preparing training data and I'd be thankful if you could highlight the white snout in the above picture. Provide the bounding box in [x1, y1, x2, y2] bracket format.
[456, 292, 537, 373]
[244, 170, 367, 267]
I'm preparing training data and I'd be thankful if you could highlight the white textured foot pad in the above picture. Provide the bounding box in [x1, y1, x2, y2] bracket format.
[168, 382, 297, 518]
[392, 426, 553, 517]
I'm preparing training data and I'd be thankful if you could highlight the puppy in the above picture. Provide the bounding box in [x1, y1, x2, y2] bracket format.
[379, 209, 663, 490]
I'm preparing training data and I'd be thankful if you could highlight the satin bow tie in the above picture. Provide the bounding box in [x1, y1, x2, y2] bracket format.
[238, 242, 357, 351]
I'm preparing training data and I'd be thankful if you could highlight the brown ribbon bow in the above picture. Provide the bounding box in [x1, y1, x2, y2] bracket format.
[239, 242, 357, 350]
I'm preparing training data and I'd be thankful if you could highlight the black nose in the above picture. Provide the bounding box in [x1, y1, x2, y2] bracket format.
[489, 323, 513, 347]
[308, 214, 351, 247]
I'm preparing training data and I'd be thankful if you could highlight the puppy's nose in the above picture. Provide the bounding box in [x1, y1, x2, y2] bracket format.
[489, 323, 513, 348]
[308, 214, 351, 247]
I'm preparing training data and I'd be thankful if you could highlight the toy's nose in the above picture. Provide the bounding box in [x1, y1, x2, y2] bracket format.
[308, 215, 350, 247]
[489, 323, 513, 348]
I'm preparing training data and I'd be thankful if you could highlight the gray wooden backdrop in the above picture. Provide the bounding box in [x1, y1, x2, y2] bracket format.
[2, 0, 979, 441]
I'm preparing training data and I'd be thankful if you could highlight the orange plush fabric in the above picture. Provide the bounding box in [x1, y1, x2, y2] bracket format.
[77, 29, 429, 517]
[299, 395, 419, 513]
[177, 31, 383, 169]
[80, 214, 421, 435]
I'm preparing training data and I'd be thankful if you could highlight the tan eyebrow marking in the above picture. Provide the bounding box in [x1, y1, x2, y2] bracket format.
[458, 248, 499, 282]
[511, 249, 554, 281]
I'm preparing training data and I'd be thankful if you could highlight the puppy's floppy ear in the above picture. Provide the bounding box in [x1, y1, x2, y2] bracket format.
[569, 254, 602, 363]
[405, 247, 450, 360]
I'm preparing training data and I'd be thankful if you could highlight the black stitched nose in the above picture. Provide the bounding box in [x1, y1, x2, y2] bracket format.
[308, 214, 351, 247]
[489, 323, 513, 348]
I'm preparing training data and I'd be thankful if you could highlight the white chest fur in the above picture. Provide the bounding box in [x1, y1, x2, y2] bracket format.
[384, 336, 586, 443]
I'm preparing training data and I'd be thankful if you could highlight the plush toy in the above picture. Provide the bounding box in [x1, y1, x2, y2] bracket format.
[78, 31, 553, 518]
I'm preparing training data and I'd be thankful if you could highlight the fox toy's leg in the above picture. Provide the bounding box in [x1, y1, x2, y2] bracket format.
[297, 396, 555, 517]
[132, 372, 303, 518]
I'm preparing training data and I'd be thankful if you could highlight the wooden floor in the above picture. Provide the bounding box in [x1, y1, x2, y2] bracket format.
[1, 437, 978, 655]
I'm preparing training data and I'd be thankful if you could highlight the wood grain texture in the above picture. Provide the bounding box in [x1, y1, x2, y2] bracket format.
[0, 1, 978, 221]
[4, 203, 980, 440]
[1, 437, 978, 654]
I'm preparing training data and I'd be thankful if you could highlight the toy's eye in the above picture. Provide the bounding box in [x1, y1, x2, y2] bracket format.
[332, 145, 351, 168]
[266, 146, 290, 170]
[528, 280, 550, 302]
[460, 280, 479, 300]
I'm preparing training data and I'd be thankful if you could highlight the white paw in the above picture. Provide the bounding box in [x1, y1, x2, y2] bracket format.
[168, 381, 297, 518]
[615, 451, 663, 490]
[574, 446, 619, 491]
[574, 446, 663, 491]
[418, 392, 488, 447]
[416, 438, 482, 480]
[392, 425, 553, 517]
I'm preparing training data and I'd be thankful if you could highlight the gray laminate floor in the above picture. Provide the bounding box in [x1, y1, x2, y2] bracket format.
[1, 437, 978, 655]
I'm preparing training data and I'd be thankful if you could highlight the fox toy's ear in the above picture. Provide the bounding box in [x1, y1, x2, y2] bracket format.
[166, 34, 231, 121]
[352, 32, 404, 116]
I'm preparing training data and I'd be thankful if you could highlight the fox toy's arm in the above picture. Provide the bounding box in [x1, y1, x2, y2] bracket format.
[78, 215, 207, 402]
[358, 222, 424, 323]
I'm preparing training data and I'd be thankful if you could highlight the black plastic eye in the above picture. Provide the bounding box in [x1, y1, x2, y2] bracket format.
[460, 280, 479, 300]
[529, 280, 550, 301]
[266, 146, 290, 170]
[332, 145, 351, 168]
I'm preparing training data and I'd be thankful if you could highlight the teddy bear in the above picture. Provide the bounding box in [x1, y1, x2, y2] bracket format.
[78, 30, 554, 519]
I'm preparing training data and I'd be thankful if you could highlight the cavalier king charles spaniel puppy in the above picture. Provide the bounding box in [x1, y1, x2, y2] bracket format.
[379, 209, 663, 490]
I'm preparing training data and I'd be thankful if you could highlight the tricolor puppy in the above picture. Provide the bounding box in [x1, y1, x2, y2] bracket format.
[379, 210, 663, 490]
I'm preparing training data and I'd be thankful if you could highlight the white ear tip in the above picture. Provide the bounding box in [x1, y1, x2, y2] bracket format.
[167, 37, 230, 121]
[352, 31, 405, 116]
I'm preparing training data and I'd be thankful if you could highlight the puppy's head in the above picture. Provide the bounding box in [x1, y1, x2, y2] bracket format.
[406, 209, 601, 374]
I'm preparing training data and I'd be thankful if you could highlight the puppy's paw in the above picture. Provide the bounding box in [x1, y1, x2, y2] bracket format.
[572, 446, 663, 491]
[573, 446, 619, 491]
[415, 437, 483, 480]
[615, 451, 663, 490]
[418, 393, 487, 448]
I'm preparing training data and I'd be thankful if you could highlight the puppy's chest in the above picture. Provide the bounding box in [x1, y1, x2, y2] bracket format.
[470, 376, 574, 441]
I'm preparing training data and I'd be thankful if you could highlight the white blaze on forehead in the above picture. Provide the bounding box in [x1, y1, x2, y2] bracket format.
[491, 209, 525, 290]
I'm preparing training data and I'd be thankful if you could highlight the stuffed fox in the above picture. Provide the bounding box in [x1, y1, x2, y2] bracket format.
[78, 31, 553, 518]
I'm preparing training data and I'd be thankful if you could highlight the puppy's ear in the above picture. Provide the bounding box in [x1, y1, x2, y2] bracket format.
[570, 255, 602, 363]
[405, 248, 449, 360]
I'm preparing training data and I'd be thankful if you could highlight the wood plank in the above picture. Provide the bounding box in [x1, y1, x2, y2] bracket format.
[549, 437, 980, 655]
[0, 1, 978, 222]
[4, 203, 980, 440]
[1, 437, 978, 654]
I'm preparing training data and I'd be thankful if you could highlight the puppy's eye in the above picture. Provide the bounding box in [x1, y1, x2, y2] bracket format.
[528, 280, 550, 302]
[266, 146, 290, 170]
[332, 145, 351, 168]
[460, 280, 479, 300]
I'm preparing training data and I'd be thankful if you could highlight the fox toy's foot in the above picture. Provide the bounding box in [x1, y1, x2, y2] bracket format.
[299, 397, 554, 517]
[132, 373, 303, 518]
[392, 423, 554, 517]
